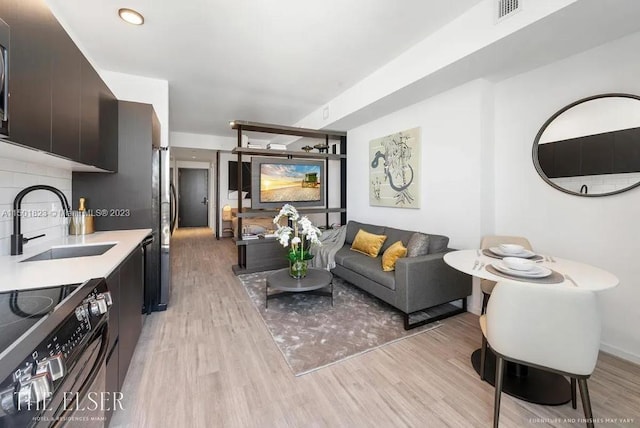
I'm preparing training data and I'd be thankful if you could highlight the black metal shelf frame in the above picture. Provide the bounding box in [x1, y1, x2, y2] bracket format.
[229, 120, 347, 272]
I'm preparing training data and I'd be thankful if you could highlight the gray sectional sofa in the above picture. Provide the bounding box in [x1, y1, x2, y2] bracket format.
[331, 221, 471, 329]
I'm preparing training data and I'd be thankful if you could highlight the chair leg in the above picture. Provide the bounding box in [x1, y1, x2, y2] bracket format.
[571, 377, 577, 409]
[480, 335, 488, 381]
[481, 292, 490, 315]
[493, 356, 505, 428]
[578, 378, 594, 428]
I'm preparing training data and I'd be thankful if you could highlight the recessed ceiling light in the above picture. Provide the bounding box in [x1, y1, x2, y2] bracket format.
[118, 8, 144, 25]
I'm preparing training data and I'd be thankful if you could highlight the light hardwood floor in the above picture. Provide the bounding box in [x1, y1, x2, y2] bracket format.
[110, 228, 640, 428]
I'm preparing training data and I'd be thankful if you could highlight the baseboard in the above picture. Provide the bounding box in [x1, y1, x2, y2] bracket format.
[600, 342, 640, 365]
[466, 296, 482, 316]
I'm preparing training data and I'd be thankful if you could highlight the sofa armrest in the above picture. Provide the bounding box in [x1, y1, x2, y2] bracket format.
[394, 250, 472, 313]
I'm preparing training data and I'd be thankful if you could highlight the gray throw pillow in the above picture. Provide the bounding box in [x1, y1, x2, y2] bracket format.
[406, 232, 430, 257]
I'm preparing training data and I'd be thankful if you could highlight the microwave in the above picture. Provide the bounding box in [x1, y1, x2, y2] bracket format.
[0, 18, 8, 137]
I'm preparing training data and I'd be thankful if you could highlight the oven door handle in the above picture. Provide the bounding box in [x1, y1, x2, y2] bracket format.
[50, 323, 109, 428]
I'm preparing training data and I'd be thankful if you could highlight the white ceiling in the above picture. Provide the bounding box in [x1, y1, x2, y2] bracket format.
[46, 0, 483, 137]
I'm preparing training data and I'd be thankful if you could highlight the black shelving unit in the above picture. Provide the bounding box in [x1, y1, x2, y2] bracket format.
[229, 120, 347, 274]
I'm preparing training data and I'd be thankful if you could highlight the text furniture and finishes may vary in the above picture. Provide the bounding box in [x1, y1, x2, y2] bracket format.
[332, 221, 472, 330]
[266, 268, 333, 308]
[444, 249, 619, 406]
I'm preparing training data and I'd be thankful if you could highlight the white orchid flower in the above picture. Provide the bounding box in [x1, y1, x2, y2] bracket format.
[272, 205, 322, 250]
[274, 225, 293, 248]
[274, 203, 300, 224]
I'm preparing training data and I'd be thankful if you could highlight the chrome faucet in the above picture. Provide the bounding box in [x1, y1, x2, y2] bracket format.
[10, 185, 71, 255]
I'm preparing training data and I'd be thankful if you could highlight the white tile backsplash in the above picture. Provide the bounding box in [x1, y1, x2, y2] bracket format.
[0, 157, 72, 256]
[551, 172, 640, 195]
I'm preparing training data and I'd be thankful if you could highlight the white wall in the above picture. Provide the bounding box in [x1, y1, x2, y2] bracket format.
[345, 31, 640, 363]
[171, 132, 237, 151]
[348, 80, 494, 313]
[493, 31, 640, 363]
[171, 131, 269, 151]
[0, 157, 71, 256]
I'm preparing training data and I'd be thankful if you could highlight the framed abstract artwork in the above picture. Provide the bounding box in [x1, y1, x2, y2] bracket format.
[369, 127, 420, 208]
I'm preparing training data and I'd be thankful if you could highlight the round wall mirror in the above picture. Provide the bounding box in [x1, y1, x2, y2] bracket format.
[533, 93, 640, 197]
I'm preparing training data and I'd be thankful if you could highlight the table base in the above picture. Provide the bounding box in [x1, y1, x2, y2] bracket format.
[265, 287, 333, 308]
[471, 349, 571, 405]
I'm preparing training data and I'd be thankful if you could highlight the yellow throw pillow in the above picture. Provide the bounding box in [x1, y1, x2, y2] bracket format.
[382, 240, 408, 271]
[351, 229, 387, 257]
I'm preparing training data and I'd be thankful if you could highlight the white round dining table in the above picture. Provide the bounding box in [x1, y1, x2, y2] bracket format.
[444, 249, 619, 291]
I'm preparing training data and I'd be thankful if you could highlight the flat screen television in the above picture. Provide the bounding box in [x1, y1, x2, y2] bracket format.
[251, 157, 325, 209]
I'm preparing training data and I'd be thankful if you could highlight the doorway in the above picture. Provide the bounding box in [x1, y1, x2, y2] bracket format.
[178, 168, 209, 227]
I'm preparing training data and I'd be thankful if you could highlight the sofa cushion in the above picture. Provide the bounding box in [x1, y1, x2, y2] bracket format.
[345, 221, 385, 245]
[428, 234, 450, 254]
[382, 241, 407, 272]
[342, 253, 396, 290]
[334, 246, 358, 265]
[381, 226, 414, 252]
[406, 232, 430, 257]
[351, 229, 387, 257]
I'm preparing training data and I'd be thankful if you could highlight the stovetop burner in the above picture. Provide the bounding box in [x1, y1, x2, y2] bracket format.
[0, 285, 79, 352]
[0, 295, 54, 327]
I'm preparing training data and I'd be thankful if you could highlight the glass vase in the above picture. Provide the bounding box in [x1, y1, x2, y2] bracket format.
[289, 259, 308, 279]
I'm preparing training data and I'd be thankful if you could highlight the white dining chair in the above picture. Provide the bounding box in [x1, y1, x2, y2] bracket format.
[479, 281, 601, 428]
[479, 235, 533, 314]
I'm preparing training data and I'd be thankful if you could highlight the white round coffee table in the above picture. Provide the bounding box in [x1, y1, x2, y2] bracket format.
[265, 268, 333, 308]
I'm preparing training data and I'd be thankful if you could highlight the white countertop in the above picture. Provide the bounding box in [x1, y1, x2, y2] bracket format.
[0, 229, 152, 292]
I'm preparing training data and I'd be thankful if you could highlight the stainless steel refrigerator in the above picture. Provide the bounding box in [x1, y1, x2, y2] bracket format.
[73, 101, 173, 312]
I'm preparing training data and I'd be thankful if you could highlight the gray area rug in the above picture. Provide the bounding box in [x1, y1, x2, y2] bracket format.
[237, 271, 443, 376]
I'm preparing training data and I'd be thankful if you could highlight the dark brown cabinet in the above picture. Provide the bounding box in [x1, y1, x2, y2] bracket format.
[105, 342, 119, 427]
[539, 127, 640, 179]
[104, 269, 120, 427]
[80, 56, 101, 166]
[117, 245, 144, 388]
[51, 20, 82, 160]
[99, 80, 119, 172]
[0, 0, 118, 171]
[613, 127, 640, 173]
[2, 0, 53, 152]
[103, 243, 144, 423]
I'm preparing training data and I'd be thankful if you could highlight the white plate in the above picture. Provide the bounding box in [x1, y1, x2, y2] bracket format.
[489, 247, 536, 258]
[493, 262, 552, 278]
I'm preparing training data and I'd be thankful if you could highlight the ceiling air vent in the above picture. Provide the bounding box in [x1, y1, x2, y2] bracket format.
[497, 0, 521, 21]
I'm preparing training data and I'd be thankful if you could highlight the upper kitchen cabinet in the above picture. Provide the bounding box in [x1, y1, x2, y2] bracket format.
[51, 20, 81, 160]
[80, 55, 118, 171]
[98, 79, 119, 172]
[1, 0, 53, 152]
[0, 0, 118, 171]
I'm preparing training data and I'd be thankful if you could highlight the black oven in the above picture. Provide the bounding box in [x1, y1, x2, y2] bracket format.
[0, 18, 8, 137]
[0, 278, 112, 427]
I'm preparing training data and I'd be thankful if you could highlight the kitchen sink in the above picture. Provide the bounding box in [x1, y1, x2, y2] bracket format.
[21, 243, 116, 262]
